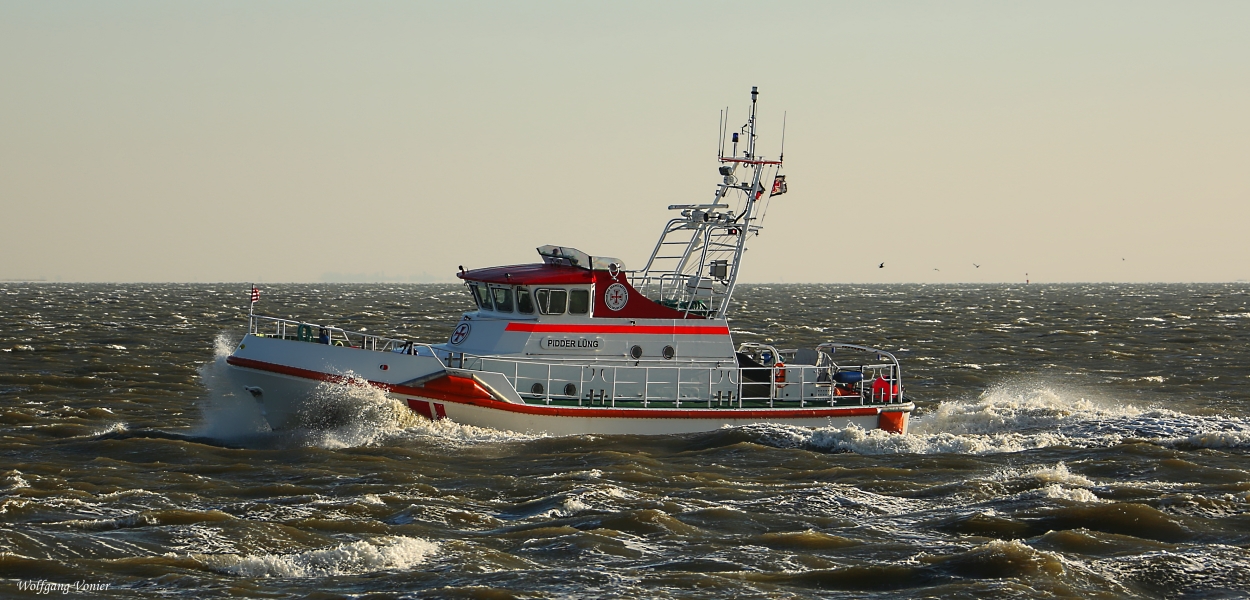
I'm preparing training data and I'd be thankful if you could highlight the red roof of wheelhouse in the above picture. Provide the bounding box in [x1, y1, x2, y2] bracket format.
[458, 264, 595, 286]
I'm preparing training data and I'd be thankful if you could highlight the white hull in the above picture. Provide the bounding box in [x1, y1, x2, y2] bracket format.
[225, 348, 911, 436]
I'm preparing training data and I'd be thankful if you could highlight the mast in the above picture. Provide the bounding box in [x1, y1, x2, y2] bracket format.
[718, 86, 779, 317]
[632, 87, 784, 319]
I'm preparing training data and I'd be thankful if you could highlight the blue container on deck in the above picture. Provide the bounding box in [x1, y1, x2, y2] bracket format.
[833, 371, 864, 385]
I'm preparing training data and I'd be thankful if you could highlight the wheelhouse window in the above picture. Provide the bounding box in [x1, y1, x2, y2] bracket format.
[535, 288, 567, 315]
[491, 286, 513, 312]
[568, 289, 590, 314]
[516, 287, 535, 314]
[470, 282, 493, 311]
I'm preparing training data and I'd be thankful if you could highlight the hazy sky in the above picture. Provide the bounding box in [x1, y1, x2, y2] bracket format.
[2, 1, 1247, 283]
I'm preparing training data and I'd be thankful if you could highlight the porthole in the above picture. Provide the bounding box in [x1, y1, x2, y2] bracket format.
[531, 382, 545, 396]
[564, 383, 577, 397]
[629, 345, 643, 360]
[662, 345, 676, 360]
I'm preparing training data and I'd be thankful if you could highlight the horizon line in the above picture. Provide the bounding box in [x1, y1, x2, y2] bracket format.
[1, 280, 1247, 285]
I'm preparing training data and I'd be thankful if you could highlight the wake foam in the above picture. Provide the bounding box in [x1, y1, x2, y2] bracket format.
[295, 375, 423, 449]
[736, 380, 1250, 456]
[194, 333, 271, 440]
[392, 407, 548, 445]
[296, 374, 546, 447]
[911, 381, 1149, 436]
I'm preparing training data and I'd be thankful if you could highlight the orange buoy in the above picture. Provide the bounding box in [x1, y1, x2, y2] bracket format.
[878, 410, 905, 434]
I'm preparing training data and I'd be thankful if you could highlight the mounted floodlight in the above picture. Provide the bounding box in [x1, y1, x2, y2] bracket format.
[710, 260, 729, 280]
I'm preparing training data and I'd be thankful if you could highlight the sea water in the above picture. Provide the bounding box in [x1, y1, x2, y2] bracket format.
[1, 283, 1248, 598]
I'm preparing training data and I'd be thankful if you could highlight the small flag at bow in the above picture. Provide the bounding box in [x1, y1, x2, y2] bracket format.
[250, 286, 260, 304]
[769, 174, 788, 197]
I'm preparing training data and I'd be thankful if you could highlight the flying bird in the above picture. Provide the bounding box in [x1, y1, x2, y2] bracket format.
[879, 262, 884, 268]
[973, 264, 980, 268]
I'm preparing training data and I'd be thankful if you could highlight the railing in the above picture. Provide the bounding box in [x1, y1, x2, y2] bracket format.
[248, 314, 428, 354]
[452, 343, 904, 408]
[629, 218, 752, 319]
[247, 314, 905, 409]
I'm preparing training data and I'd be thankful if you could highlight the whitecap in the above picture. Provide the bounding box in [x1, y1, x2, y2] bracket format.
[1021, 462, 1095, 487]
[202, 536, 438, 578]
[1170, 430, 1250, 449]
[2, 470, 30, 492]
[1035, 484, 1104, 503]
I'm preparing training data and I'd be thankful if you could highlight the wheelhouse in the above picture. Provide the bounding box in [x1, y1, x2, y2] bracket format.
[457, 244, 717, 323]
[464, 279, 594, 319]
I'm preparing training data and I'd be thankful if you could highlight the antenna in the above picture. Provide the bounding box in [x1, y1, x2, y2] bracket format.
[779, 111, 787, 165]
[720, 108, 730, 158]
[747, 86, 758, 159]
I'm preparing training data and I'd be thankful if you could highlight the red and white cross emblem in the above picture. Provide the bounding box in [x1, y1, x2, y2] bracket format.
[604, 283, 629, 311]
[450, 322, 471, 345]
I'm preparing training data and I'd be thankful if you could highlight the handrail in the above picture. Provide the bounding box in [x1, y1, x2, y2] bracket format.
[247, 313, 904, 408]
[248, 314, 422, 355]
[453, 342, 905, 407]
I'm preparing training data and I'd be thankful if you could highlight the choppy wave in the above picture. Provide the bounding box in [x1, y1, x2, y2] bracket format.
[2, 470, 30, 492]
[198, 536, 438, 578]
[6, 282, 1250, 598]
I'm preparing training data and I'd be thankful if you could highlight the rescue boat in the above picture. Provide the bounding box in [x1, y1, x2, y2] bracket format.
[226, 88, 914, 436]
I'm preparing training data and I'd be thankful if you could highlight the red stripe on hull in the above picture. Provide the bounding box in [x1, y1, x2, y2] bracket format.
[225, 355, 496, 404]
[226, 355, 884, 420]
[504, 323, 730, 335]
[409, 399, 435, 420]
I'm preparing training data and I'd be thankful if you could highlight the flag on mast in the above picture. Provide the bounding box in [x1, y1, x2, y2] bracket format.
[250, 285, 260, 304]
[769, 174, 788, 197]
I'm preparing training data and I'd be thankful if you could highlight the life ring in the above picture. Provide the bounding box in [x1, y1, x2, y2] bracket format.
[774, 362, 787, 384]
[297, 324, 313, 342]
